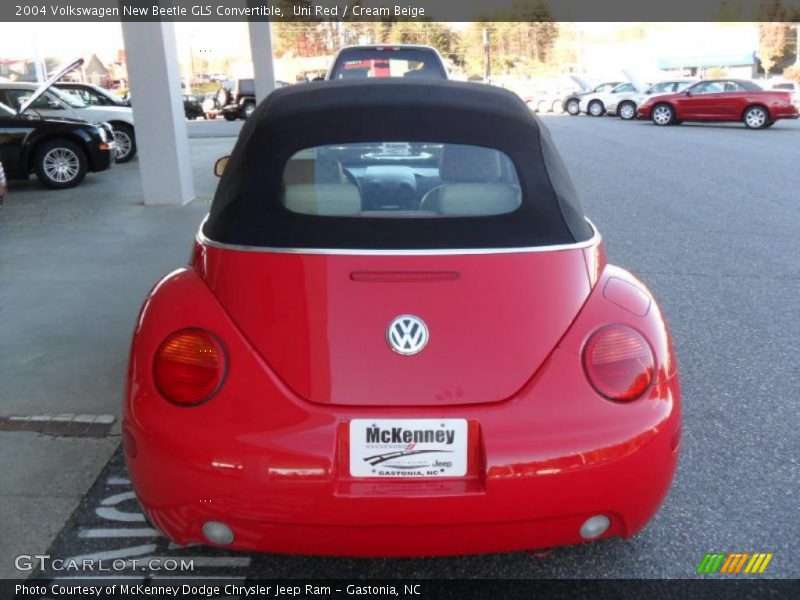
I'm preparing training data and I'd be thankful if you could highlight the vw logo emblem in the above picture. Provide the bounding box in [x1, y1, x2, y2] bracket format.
[387, 315, 429, 355]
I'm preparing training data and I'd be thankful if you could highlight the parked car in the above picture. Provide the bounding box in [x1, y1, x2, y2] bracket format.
[54, 81, 130, 108]
[562, 77, 623, 115]
[0, 95, 115, 189]
[0, 60, 136, 162]
[637, 78, 800, 128]
[327, 45, 449, 80]
[579, 82, 641, 116]
[607, 79, 696, 120]
[182, 93, 205, 120]
[216, 78, 256, 121]
[124, 79, 681, 557]
[0, 160, 6, 205]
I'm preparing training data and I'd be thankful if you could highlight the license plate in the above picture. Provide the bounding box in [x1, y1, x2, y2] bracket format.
[349, 419, 467, 478]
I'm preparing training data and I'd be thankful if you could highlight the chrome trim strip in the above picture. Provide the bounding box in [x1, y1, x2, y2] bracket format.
[195, 217, 601, 256]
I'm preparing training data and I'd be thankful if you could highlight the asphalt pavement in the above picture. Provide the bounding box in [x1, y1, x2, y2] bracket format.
[1, 113, 798, 580]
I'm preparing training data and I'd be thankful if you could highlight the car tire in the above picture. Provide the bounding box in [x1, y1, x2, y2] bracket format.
[743, 105, 769, 129]
[588, 100, 605, 117]
[565, 99, 580, 115]
[112, 124, 137, 163]
[763, 120, 775, 128]
[34, 138, 87, 189]
[651, 103, 674, 126]
[223, 112, 238, 121]
[618, 101, 637, 120]
[242, 102, 256, 119]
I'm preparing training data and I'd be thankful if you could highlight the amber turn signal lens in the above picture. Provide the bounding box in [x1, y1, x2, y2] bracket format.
[153, 329, 225, 405]
[583, 325, 654, 402]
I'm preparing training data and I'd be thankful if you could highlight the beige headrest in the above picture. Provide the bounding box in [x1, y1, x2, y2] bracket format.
[284, 156, 346, 185]
[283, 183, 361, 216]
[438, 184, 521, 216]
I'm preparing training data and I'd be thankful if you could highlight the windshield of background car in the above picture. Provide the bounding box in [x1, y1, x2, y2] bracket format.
[330, 49, 446, 80]
[48, 87, 87, 108]
[612, 83, 636, 93]
[593, 82, 619, 93]
[281, 142, 521, 217]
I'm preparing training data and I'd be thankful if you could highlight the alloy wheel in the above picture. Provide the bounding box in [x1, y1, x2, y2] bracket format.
[745, 107, 767, 129]
[114, 130, 132, 160]
[43, 147, 80, 183]
[619, 103, 636, 120]
[652, 105, 672, 125]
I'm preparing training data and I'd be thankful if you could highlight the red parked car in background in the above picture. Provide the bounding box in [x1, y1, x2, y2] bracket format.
[124, 80, 681, 557]
[637, 78, 799, 128]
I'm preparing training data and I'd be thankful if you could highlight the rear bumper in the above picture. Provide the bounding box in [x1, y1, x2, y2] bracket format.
[125, 355, 680, 557]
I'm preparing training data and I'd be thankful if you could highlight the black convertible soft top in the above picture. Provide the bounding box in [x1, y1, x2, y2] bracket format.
[204, 79, 593, 250]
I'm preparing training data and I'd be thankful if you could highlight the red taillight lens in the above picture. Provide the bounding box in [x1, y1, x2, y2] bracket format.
[153, 329, 225, 405]
[583, 325, 654, 402]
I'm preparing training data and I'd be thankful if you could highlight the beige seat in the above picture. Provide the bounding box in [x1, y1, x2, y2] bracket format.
[438, 183, 521, 216]
[284, 151, 347, 186]
[420, 145, 520, 215]
[283, 183, 361, 216]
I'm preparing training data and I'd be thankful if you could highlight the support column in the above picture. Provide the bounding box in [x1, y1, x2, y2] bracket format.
[248, 20, 277, 103]
[120, 22, 195, 206]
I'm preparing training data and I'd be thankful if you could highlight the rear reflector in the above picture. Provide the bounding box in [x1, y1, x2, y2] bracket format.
[153, 329, 226, 406]
[583, 325, 654, 402]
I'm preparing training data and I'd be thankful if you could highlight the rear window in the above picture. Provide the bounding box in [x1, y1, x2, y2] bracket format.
[330, 48, 446, 80]
[280, 142, 521, 217]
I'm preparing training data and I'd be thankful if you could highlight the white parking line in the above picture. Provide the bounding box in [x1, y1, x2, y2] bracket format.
[79, 528, 160, 538]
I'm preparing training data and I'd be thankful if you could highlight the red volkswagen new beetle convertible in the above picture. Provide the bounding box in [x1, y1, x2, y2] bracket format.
[124, 80, 681, 556]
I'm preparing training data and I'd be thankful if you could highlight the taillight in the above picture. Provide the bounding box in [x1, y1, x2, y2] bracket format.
[583, 325, 654, 402]
[153, 329, 226, 405]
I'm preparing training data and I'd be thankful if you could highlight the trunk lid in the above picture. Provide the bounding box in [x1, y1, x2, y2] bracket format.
[201, 246, 592, 406]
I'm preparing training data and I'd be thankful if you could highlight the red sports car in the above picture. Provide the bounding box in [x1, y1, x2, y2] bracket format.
[124, 80, 681, 557]
[637, 78, 799, 128]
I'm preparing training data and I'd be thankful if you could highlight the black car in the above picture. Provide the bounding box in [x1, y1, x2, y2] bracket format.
[182, 94, 205, 120]
[0, 100, 115, 189]
[216, 78, 256, 120]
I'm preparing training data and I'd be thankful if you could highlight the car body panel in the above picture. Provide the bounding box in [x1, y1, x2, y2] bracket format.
[197, 244, 593, 407]
[637, 79, 799, 123]
[125, 79, 680, 556]
[55, 82, 130, 107]
[0, 82, 135, 127]
[124, 241, 680, 555]
[561, 81, 622, 112]
[606, 80, 696, 115]
[0, 104, 114, 178]
[579, 82, 639, 114]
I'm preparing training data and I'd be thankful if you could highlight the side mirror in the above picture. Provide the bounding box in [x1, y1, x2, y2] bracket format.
[214, 155, 229, 178]
[684, 90, 692, 96]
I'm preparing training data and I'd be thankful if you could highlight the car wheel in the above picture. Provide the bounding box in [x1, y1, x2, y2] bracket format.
[223, 112, 237, 121]
[652, 103, 674, 126]
[743, 106, 769, 129]
[565, 99, 580, 115]
[242, 102, 256, 119]
[588, 100, 605, 117]
[112, 124, 137, 163]
[34, 139, 87, 189]
[618, 101, 636, 120]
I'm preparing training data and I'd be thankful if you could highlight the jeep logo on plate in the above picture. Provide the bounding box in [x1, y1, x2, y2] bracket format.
[387, 315, 429, 355]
